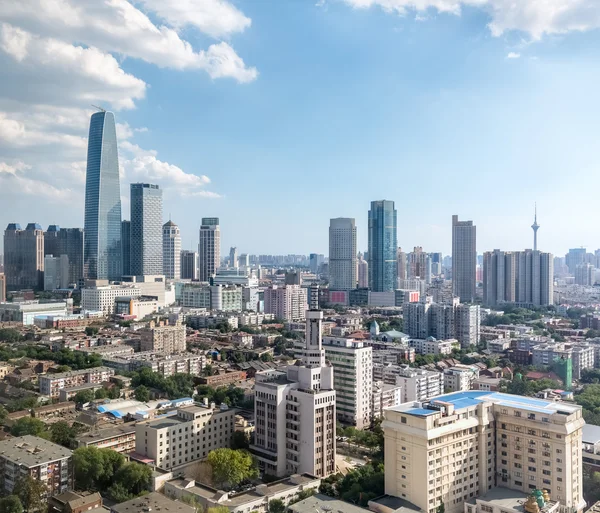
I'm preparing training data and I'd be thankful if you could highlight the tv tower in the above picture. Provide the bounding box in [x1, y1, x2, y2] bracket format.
[531, 203, 540, 251]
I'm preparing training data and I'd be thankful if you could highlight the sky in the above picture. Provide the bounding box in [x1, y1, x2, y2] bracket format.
[1, 0, 600, 258]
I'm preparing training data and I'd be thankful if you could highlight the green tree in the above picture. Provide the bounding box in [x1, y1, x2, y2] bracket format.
[437, 498, 445, 513]
[0, 495, 23, 513]
[207, 507, 230, 513]
[260, 353, 273, 362]
[207, 449, 258, 489]
[85, 326, 99, 336]
[584, 468, 600, 505]
[231, 431, 250, 450]
[0, 328, 23, 343]
[73, 389, 95, 404]
[134, 385, 150, 403]
[73, 446, 126, 491]
[95, 388, 108, 399]
[13, 476, 46, 512]
[10, 417, 47, 437]
[113, 462, 152, 497]
[268, 499, 285, 513]
[50, 421, 74, 448]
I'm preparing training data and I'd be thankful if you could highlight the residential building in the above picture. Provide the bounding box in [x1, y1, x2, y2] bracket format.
[49, 491, 102, 513]
[452, 215, 476, 302]
[0, 435, 73, 496]
[372, 381, 402, 419]
[264, 284, 307, 321]
[134, 405, 236, 469]
[357, 253, 369, 288]
[44, 255, 69, 290]
[383, 391, 586, 513]
[566, 248, 587, 274]
[75, 424, 136, 453]
[251, 286, 336, 478]
[39, 367, 115, 398]
[139, 321, 186, 355]
[111, 493, 195, 513]
[409, 338, 459, 355]
[322, 336, 373, 429]
[4, 223, 44, 290]
[575, 263, 595, 286]
[515, 250, 554, 307]
[180, 250, 199, 280]
[394, 366, 444, 403]
[408, 247, 432, 284]
[443, 364, 479, 392]
[121, 220, 131, 277]
[162, 221, 181, 280]
[81, 284, 142, 315]
[483, 250, 516, 306]
[84, 110, 122, 281]
[130, 183, 163, 276]
[198, 217, 220, 282]
[404, 300, 432, 339]
[368, 200, 398, 292]
[455, 304, 481, 348]
[398, 247, 407, 281]
[329, 218, 357, 291]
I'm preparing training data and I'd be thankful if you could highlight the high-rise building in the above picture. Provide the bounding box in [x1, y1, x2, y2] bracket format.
[430, 252, 443, 276]
[566, 248, 586, 274]
[199, 218, 220, 282]
[130, 183, 163, 276]
[483, 249, 515, 306]
[575, 263, 595, 286]
[407, 247, 431, 284]
[384, 391, 585, 513]
[44, 255, 69, 290]
[180, 250, 199, 280]
[83, 110, 122, 280]
[263, 284, 307, 321]
[238, 253, 250, 268]
[139, 321, 186, 355]
[251, 285, 336, 478]
[43, 225, 84, 286]
[229, 247, 238, 268]
[368, 200, 397, 292]
[454, 303, 480, 348]
[357, 253, 369, 288]
[162, 221, 181, 280]
[397, 247, 407, 282]
[121, 221, 131, 277]
[329, 218, 357, 291]
[515, 250, 554, 306]
[44, 225, 60, 258]
[452, 215, 476, 302]
[309, 253, 324, 274]
[4, 223, 44, 290]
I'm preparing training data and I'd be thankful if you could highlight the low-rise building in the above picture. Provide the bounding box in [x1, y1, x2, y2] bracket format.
[372, 381, 402, 419]
[81, 285, 141, 315]
[39, 367, 115, 399]
[198, 371, 246, 387]
[443, 365, 480, 392]
[110, 492, 194, 513]
[74, 424, 136, 453]
[0, 300, 68, 325]
[48, 491, 102, 513]
[410, 337, 459, 355]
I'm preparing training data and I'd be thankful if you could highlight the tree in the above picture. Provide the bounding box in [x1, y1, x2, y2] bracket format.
[95, 388, 108, 399]
[73, 389, 95, 404]
[50, 421, 74, 448]
[73, 446, 126, 491]
[260, 353, 273, 362]
[134, 385, 150, 403]
[0, 496, 23, 513]
[207, 507, 230, 513]
[268, 499, 285, 513]
[85, 326, 99, 336]
[10, 417, 47, 437]
[13, 476, 46, 513]
[113, 462, 153, 497]
[437, 498, 445, 513]
[207, 449, 258, 489]
[231, 431, 250, 450]
[0, 328, 23, 343]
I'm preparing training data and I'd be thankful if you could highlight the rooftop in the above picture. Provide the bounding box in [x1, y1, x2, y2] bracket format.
[0, 435, 72, 466]
[75, 424, 136, 445]
[111, 492, 194, 513]
[288, 494, 371, 513]
[583, 424, 600, 445]
[473, 487, 557, 513]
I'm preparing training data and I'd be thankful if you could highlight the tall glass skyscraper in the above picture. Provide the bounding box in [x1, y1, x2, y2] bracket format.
[368, 200, 397, 292]
[130, 183, 163, 276]
[121, 220, 131, 276]
[83, 111, 122, 280]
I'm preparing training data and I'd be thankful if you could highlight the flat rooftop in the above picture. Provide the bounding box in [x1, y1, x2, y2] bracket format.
[111, 492, 194, 513]
[473, 487, 557, 513]
[0, 435, 72, 466]
[75, 424, 136, 445]
[288, 494, 370, 513]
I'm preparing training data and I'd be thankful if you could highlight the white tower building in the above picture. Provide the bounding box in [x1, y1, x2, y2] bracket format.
[162, 221, 181, 280]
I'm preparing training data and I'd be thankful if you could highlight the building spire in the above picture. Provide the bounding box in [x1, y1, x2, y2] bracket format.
[531, 203, 540, 251]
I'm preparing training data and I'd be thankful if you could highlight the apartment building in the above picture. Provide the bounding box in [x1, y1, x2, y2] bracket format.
[443, 365, 480, 392]
[135, 405, 236, 470]
[263, 284, 307, 321]
[383, 391, 585, 513]
[395, 366, 444, 403]
[321, 336, 373, 429]
[372, 381, 402, 419]
[75, 425, 136, 453]
[0, 435, 73, 496]
[102, 352, 205, 377]
[139, 321, 186, 355]
[81, 284, 141, 315]
[39, 367, 115, 398]
[410, 338, 460, 355]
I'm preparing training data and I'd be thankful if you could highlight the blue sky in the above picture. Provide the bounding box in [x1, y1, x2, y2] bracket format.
[1, 0, 600, 257]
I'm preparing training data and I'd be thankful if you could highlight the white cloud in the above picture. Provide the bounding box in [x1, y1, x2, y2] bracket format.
[341, 0, 600, 39]
[0, 111, 86, 149]
[0, 160, 74, 199]
[506, 52, 521, 58]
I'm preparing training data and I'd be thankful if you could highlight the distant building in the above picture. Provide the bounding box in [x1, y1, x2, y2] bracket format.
[45, 226, 84, 286]
[309, 253, 324, 274]
[180, 250, 199, 280]
[111, 493, 195, 513]
[357, 253, 369, 288]
[0, 300, 68, 325]
[139, 321, 186, 355]
[229, 246, 238, 268]
[4, 223, 44, 290]
[329, 218, 357, 291]
[81, 284, 142, 315]
[44, 255, 69, 290]
[39, 367, 115, 398]
[121, 220, 131, 277]
[162, 220, 181, 280]
[452, 215, 476, 302]
[368, 200, 397, 292]
[575, 263, 595, 286]
[130, 183, 163, 276]
[0, 273, 5, 302]
[199, 218, 220, 282]
[263, 284, 307, 321]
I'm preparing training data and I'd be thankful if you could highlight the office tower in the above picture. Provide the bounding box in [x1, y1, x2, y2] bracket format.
[83, 110, 122, 280]
[454, 303, 480, 348]
[430, 252, 442, 276]
[357, 253, 369, 288]
[180, 250, 199, 280]
[483, 250, 516, 306]
[515, 250, 554, 306]
[58, 228, 84, 286]
[4, 223, 44, 290]
[121, 221, 131, 277]
[44, 255, 69, 290]
[408, 247, 431, 284]
[130, 183, 163, 276]
[229, 247, 238, 268]
[384, 392, 585, 513]
[238, 253, 249, 268]
[263, 284, 307, 321]
[329, 218, 357, 291]
[252, 285, 336, 478]
[397, 247, 407, 282]
[368, 200, 398, 292]
[162, 221, 181, 280]
[452, 215, 476, 302]
[531, 204, 540, 251]
[198, 218, 220, 282]
[566, 248, 586, 274]
[575, 263, 595, 286]
[44, 225, 60, 257]
[309, 253, 324, 274]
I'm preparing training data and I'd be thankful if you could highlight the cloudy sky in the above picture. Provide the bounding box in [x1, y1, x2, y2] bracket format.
[1, 0, 600, 257]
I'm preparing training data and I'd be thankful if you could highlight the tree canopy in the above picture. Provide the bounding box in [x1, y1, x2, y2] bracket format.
[0, 495, 23, 513]
[13, 476, 46, 513]
[10, 417, 47, 438]
[207, 448, 258, 489]
[131, 368, 195, 399]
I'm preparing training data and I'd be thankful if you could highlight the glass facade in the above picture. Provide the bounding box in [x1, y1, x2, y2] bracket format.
[121, 220, 131, 276]
[130, 183, 163, 276]
[368, 200, 397, 292]
[84, 111, 122, 280]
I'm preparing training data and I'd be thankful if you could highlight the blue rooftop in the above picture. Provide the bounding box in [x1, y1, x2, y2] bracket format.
[171, 397, 193, 405]
[406, 408, 438, 416]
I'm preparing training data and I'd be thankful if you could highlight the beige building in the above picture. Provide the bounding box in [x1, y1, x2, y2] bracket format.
[263, 284, 307, 321]
[383, 391, 585, 513]
[134, 404, 236, 470]
[39, 367, 115, 398]
[139, 321, 186, 355]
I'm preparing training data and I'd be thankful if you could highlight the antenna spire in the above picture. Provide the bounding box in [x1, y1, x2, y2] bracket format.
[531, 203, 540, 251]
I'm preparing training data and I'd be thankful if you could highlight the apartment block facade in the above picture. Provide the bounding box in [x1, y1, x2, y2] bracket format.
[263, 284, 307, 321]
[139, 321, 186, 355]
[39, 367, 115, 398]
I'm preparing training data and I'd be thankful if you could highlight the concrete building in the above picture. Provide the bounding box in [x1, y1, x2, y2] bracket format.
[483, 250, 516, 306]
[130, 183, 163, 276]
[121, 220, 131, 276]
[139, 321, 186, 355]
[575, 263, 595, 286]
[199, 217, 220, 282]
[566, 248, 587, 274]
[0, 300, 68, 325]
[398, 247, 408, 281]
[404, 300, 432, 339]
[309, 253, 324, 274]
[0, 435, 73, 496]
[39, 367, 115, 398]
[45, 226, 84, 286]
[81, 284, 142, 315]
[44, 254, 69, 290]
[162, 221, 181, 280]
[452, 215, 476, 303]
[443, 364, 480, 392]
[408, 247, 432, 284]
[251, 286, 336, 478]
[134, 405, 236, 469]
[111, 493, 195, 513]
[369, 200, 398, 292]
[75, 424, 136, 453]
[114, 296, 159, 319]
[395, 366, 444, 403]
[357, 253, 369, 288]
[372, 381, 402, 419]
[455, 304, 481, 348]
[383, 391, 586, 513]
[329, 218, 357, 291]
[120, 275, 167, 307]
[322, 336, 373, 429]
[4, 223, 44, 290]
[229, 246, 238, 268]
[180, 250, 198, 280]
[263, 284, 307, 321]
[409, 338, 459, 355]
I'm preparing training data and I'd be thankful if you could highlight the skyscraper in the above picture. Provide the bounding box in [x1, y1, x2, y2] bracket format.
[162, 221, 181, 280]
[451, 215, 476, 302]
[180, 250, 199, 280]
[130, 183, 163, 276]
[397, 247, 407, 282]
[309, 253, 324, 274]
[368, 200, 397, 292]
[328, 218, 357, 291]
[44, 225, 60, 257]
[198, 218, 220, 282]
[407, 247, 431, 284]
[44, 226, 84, 286]
[121, 221, 131, 277]
[0, 273, 5, 302]
[357, 253, 369, 288]
[83, 110, 122, 280]
[3, 223, 44, 290]
[566, 248, 586, 274]
[229, 247, 238, 269]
